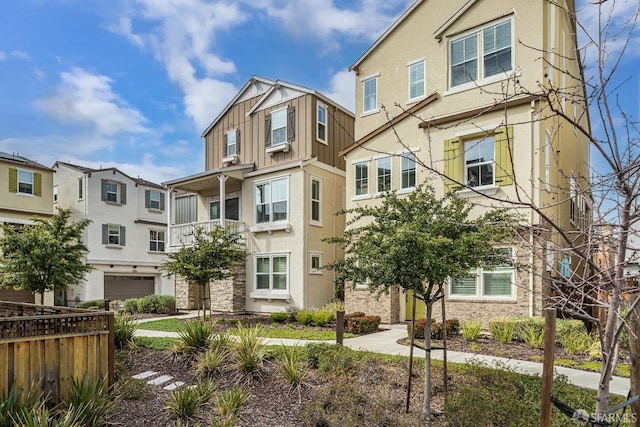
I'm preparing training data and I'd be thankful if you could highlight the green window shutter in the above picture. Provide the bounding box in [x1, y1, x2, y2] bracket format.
[287, 106, 296, 142]
[34, 173, 42, 197]
[443, 138, 461, 193]
[120, 183, 127, 204]
[145, 190, 150, 208]
[494, 125, 514, 186]
[8, 168, 17, 193]
[160, 192, 166, 211]
[102, 224, 108, 244]
[120, 226, 126, 246]
[265, 114, 272, 147]
[101, 179, 107, 201]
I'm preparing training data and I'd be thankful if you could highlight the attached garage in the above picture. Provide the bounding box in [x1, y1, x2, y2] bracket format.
[0, 288, 35, 304]
[104, 276, 155, 300]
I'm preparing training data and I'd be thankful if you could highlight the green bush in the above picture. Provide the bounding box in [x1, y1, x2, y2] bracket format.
[345, 315, 380, 334]
[137, 295, 156, 313]
[296, 309, 314, 326]
[230, 324, 266, 382]
[407, 318, 460, 340]
[78, 299, 105, 309]
[175, 320, 213, 354]
[491, 322, 516, 344]
[165, 378, 216, 419]
[560, 329, 592, 355]
[156, 295, 176, 314]
[270, 312, 289, 323]
[123, 298, 138, 314]
[63, 373, 115, 427]
[0, 383, 43, 426]
[312, 311, 333, 327]
[460, 320, 483, 342]
[114, 313, 138, 349]
[520, 323, 544, 348]
[278, 345, 307, 390]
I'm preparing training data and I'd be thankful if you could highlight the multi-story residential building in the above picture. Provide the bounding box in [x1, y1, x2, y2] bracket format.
[53, 162, 174, 305]
[164, 76, 354, 313]
[0, 151, 55, 304]
[342, 0, 591, 323]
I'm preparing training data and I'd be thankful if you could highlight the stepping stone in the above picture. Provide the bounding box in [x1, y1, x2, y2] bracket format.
[132, 371, 158, 380]
[163, 381, 185, 391]
[147, 375, 173, 386]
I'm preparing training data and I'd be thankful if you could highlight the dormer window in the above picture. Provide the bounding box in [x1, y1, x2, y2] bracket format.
[265, 106, 295, 154]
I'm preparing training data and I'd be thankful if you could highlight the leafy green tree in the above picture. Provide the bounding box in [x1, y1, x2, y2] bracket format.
[161, 225, 245, 318]
[0, 209, 92, 305]
[325, 184, 515, 417]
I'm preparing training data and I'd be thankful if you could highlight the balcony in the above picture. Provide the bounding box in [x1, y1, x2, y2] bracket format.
[169, 219, 246, 249]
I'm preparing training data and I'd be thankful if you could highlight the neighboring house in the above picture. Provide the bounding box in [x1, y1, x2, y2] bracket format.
[0, 151, 55, 304]
[164, 76, 354, 313]
[52, 162, 174, 305]
[625, 232, 639, 282]
[342, 0, 591, 323]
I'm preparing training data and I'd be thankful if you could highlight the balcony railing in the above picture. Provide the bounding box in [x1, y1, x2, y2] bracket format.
[169, 219, 245, 248]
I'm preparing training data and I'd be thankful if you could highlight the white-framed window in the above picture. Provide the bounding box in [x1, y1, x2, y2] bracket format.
[271, 108, 287, 146]
[149, 230, 165, 252]
[317, 103, 327, 144]
[408, 60, 425, 101]
[310, 252, 323, 274]
[450, 18, 512, 88]
[18, 170, 34, 195]
[376, 157, 392, 193]
[450, 247, 514, 298]
[106, 182, 118, 202]
[102, 224, 126, 247]
[255, 177, 288, 224]
[53, 185, 58, 202]
[225, 130, 237, 156]
[255, 254, 288, 291]
[354, 162, 369, 196]
[465, 136, 495, 187]
[401, 153, 417, 190]
[311, 177, 321, 225]
[363, 77, 378, 113]
[209, 197, 240, 221]
[101, 179, 126, 204]
[146, 189, 163, 210]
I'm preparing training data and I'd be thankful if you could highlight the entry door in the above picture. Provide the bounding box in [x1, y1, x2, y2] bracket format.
[209, 197, 240, 221]
[406, 290, 426, 320]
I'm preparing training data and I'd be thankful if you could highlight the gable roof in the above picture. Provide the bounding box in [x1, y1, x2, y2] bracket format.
[53, 161, 164, 189]
[0, 151, 53, 171]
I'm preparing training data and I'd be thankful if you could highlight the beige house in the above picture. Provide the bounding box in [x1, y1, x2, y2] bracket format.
[165, 77, 354, 313]
[0, 151, 55, 304]
[343, 0, 591, 323]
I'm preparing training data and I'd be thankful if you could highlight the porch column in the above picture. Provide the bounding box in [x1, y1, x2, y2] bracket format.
[218, 175, 228, 227]
[166, 187, 173, 247]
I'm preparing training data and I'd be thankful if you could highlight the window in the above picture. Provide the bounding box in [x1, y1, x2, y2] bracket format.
[18, 170, 34, 195]
[209, 197, 240, 221]
[102, 224, 126, 246]
[8, 168, 41, 196]
[145, 189, 165, 211]
[310, 253, 322, 274]
[401, 153, 417, 190]
[354, 162, 369, 196]
[377, 157, 391, 193]
[78, 177, 83, 199]
[311, 178, 321, 224]
[363, 77, 377, 113]
[450, 19, 512, 88]
[317, 103, 327, 143]
[265, 107, 295, 148]
[255, 177, 288, 224]
[101, 179, 126, 204]
[149, 230, 165, 252]
[465, 136, 494, 187]
[408, 60, 425, 100]
[225, 130, 237, 156]
[255, 254, 288, 291]
[450, 247, 514, 298]
[570, 174, 576, 224]
[106, 182, 118, 202]
[271, 109, 287, 146]
[53, 185, 58, 202]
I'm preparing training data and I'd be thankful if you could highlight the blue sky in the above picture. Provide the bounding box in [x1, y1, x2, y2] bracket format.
[0, 0, 637, 186]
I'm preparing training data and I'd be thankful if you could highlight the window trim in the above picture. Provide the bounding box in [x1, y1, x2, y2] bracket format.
[17, 169, 34, 196]
[105, 223, 125, 247]
[464, 135, 495, 188]
[254, 176, 289, 226]
[149, 229, 166, 253]
[310, 252, 323, 275]
[270, 107, 288, 147]
[149, 190, 161, 210]
[225, 129, 237, 156]
[253, 253, 289, 293]
[317, 103, 328, 144]
[400, 153, 417, 191]
[354, 161, 370, 199]
[407, 59, 426, 103]
[310, 177, 322, 226]
[362, 75, 378, 115]
[449, 247, 515, 300]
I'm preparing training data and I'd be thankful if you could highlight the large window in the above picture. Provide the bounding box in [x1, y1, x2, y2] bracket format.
[18, 170, 34, 195]
[354, 162, 369, 196]
[255, 177, 288, 224]
[401, 153, 417, 190]
[363, 77, 377, 113]
[149, 230, 165, 252]
[102, 224, 126, 246]
[450, 19, 512, 88]
[465, 137, 494, 187]
[377, 157, 391, 193]
[255, 254, 288, 291]
[311, 178, 321, 224]
[317, 103, 327, 143]
[450, 247, 514, 298]
[408, 60, 425, 100]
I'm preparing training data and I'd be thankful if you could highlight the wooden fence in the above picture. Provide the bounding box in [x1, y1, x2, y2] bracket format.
[0, 302, 114, 402]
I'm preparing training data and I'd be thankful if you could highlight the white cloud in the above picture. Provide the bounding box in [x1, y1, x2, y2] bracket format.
[35, 67, 148, 136]
[0, 51, 6, 61]
[107, 16, 144, 47]
[11, 51, 30, 60]
[323, 70, 355, 113]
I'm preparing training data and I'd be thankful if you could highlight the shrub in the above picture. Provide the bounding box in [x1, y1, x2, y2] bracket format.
[345, 315, 381, 334]
[156, 295, 177, 314]
[286, 305, 299, 321]
[78, 299, 105, 309]
[123, 298, 138, 314]
[560, 329, 592, 355]
[407, 318, 460, 340]
[213, 385, 249, 419]
[197, 345, 231, 377]
[0, 383, 43, 426]
[278, 345, 307, 391]
[321, 299, 345, 315]
[520, 323, 544, 348]
[231, 324, 266, 382]
[296, 309, 314, 326]
[175, 320, 213, 354]
[63, 373, 115, 427]
[491, 322, 515, 344]
[312, 310, 333, 327]
[270, 312, 289, 323]
[165, 379, 216, 419]
[460, 320, 483, 342]
[137, 295, 157, 313]
[114, 313, 138, 349]
[407, 318, 427, 339]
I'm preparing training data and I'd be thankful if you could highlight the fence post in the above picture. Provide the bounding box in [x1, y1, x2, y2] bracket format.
[104, 299, 110, 311]
[108, 312, 115, 387]
[336, 311, 344, 345]
[541, 308, 557, 427]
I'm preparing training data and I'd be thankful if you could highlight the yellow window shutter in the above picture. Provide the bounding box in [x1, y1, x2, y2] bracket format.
[494, 125, 514, 186]
[8, 168, 17, 193]
[443, 137, 461, 192]
[34, 173, 42, 196]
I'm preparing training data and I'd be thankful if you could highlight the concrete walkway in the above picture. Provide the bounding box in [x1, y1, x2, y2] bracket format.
[133, 315, 631, 396]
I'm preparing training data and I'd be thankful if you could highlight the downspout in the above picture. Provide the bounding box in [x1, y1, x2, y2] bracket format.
[300, 163, 309, 309]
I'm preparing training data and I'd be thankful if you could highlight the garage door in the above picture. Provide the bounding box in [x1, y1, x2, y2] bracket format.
[104, 276, 155, 300]
[0, 288, 35, 304]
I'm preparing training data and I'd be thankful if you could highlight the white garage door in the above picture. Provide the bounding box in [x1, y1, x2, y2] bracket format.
[104, 276, 155, 300]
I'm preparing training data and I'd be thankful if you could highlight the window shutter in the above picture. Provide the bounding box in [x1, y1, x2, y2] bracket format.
[160, 192, 166, 211]
[120, 226, 126, 246]
[443, 138, 461, 193]
[34, 173, 42, 196]
[145, 190, 150, 208]
[102, 224, 108, 244]
[101, 179, 107, 201]
[236, 130, 241, 154]
[287, 106, 296, 142]
[494, 125, 514, 186]
[120, 183, 127, 204]
[223, 133, 228, 157]
[8, 168, 17, 193]
[265, 114, 272, 147]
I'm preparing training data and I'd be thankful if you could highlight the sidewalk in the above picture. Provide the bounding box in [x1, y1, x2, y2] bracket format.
[133, 317, 631, 396]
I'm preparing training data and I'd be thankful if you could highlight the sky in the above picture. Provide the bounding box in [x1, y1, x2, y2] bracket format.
[0, 0, 638, 186]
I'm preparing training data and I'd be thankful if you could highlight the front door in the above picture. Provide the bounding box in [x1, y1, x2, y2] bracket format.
[405, 290, 426, 320]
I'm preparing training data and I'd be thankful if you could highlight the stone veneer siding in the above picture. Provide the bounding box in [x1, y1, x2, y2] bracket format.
[344, 286, 400, 324]
[175, 277, 197, 310]
[210, 266, 246, 313]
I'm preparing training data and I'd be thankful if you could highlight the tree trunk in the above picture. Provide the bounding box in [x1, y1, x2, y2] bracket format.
[406, 293, 417, 413]
[40, 291, 44, 306]
[424, 300, 434, 420]
[441, 288, 447, 400]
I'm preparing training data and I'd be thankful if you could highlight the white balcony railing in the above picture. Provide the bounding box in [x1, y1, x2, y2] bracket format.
[169, 219, 246, 248]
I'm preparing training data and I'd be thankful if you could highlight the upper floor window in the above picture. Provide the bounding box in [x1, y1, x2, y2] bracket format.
[209, 197, 240, 221]
[317, 103, 327, 144]
[18, 170, 34, 195]
[78, 177, 83, 199]
[376, 157, 392, 193]
[145, 189, 165, 211]
[465, 137, 495, 187]
[401, 153, 417, 190]
[363, 77, 378, 113]
[102, 224, 126, 246]
[255, 177, 288, 224]
[408, 60, 425, 101]
[101, 179, 126, 205]
[354, 162, 369, 197]
[450, 19, 512, 88]
[224, 130, 238, 157]
[265, 107, 296, 149]
[8, 168, 41, 197]
[149, 230, 165, 252]
[311, 178, 321, 225]
[53, 185, 58, 202]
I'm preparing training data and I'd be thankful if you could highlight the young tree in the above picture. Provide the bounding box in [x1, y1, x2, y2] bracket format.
[162, 225, 245, 319]
[325, 184, 514, 417]
[0, 209, 92, 305]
